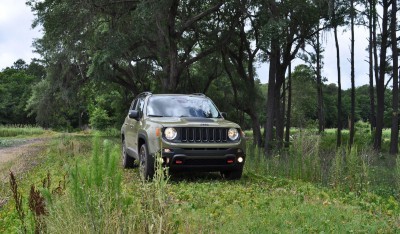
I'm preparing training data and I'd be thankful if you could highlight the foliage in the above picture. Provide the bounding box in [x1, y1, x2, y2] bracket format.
[1, 131, 399, 232]
[290, 65, 318, 127]
[0, 60, 44, 125]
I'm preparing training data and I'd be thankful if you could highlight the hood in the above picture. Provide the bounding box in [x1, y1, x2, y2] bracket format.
[146, 117, 241, 128]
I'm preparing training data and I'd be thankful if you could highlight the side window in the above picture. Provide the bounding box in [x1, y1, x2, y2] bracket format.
[130, 99, 138, 111]
[136, 98, 145, 114]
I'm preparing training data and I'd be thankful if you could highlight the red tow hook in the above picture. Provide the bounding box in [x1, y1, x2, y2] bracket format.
[175, 160, 183, 164]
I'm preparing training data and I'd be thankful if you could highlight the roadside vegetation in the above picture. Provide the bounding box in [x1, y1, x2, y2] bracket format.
[0, 126, 399, 233]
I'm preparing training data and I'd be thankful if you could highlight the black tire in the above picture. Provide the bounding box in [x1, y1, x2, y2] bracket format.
[221, 168, 243, 180]
[139, 144, 155, 180]
[122, 139, 135, 168]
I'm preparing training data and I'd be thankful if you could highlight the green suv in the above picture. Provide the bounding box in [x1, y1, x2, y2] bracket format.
[121, 92, 246, 180]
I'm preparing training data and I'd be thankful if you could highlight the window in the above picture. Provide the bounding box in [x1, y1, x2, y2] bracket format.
[130, 99, 138, 110]
[136, 98, 145, 113]
[147, 96, 221, 118]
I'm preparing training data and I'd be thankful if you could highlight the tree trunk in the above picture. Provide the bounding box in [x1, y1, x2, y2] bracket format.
[374, 0, 389, 150]
[249, 108, 263, 148]
[265, 39, 279, 154]
[372, 0, 379, 87]
[389, 0, 398, 154]
[368, 0, 376, 133]
[334, 25, 342, 147]
[285, 63, 292, 147]
[275, 76, 284, 149]
[349, 0, 356, 148]
[316, 29, 325, 133]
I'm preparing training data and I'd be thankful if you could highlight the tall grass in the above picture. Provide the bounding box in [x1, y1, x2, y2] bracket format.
[0, 125, 45, 137]
[245, 129, 322, 183]
[245, 128, 395, 198]
[2, 131, 400, 233]
[44, 135, 172, 233]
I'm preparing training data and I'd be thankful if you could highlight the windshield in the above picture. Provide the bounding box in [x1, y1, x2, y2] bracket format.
[147, 96, 221, 118]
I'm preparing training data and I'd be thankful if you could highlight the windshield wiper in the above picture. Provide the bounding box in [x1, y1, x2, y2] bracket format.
[148, 114, 164, 117]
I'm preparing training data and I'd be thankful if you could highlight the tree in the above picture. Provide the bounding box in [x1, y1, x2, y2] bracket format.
[0, 60, 42, 125]
[367, 0, 377, 132]
[332, 4, 343, 146]
[349, 0, 356, 148]
[298, 28, 326, 133]
[263, 0, 324, 152]
[222, 2, 263, 146]
[28, 0, 244, 94]
[285, 63, 292, 146]
[389, 0, 398, 154]
[374, 0, 390, 150]
[290, 65, 318, 127]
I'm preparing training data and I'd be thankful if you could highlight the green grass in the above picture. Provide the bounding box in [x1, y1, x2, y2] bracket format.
[0, 125, 46, 138]
[0, 131, 399, 233]
[168, 175, 396, 233]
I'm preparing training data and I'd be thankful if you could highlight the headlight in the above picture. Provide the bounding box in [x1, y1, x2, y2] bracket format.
[228, 128, 239, 141]
[164, 127, 177, 140]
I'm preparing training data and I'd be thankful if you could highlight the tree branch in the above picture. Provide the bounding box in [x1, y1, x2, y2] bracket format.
[178, 2, 223, 36]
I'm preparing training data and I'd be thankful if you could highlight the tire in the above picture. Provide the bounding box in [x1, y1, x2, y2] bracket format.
[122, 139, 135, 168]
[221, 168, 243, 180]
[139, 144, 155, 180]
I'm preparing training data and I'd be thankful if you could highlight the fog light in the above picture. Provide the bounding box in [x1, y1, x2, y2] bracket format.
[237, 157, 244, 163]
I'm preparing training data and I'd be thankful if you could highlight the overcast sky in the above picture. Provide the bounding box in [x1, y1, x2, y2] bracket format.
[0, 0, 41, 69]
[1, 1, 370, 90]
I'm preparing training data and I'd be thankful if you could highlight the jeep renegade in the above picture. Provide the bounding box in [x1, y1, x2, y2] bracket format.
[121, 92, 246, 180]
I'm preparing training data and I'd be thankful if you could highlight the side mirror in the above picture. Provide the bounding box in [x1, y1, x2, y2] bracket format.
[221, 112, 227, 118]
[128, 110, 139, 119]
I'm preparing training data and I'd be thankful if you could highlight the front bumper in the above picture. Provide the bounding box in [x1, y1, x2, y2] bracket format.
[160, 147, 246, 172]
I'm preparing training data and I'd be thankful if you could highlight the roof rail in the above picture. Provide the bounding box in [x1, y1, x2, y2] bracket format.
[137, 91, 152, 97]
[191, 93, 206, 97]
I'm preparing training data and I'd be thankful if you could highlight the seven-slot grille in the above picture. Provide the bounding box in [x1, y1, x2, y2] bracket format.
[177, 127, 229, 143]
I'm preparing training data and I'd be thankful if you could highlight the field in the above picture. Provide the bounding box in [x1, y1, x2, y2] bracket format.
[0, 126, 399, 233]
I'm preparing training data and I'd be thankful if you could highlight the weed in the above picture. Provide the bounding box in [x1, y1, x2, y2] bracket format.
[139, 146, 172, 233]
[28, 184, 47, 233]
[9, 171, 26, 233]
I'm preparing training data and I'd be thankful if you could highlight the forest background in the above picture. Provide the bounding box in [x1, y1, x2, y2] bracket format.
[1, 0, 400, 154]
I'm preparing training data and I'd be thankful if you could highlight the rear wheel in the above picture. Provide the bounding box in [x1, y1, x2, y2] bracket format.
[221, 168, 243, 180]
[122, 139, 135, 168]
[139, 144, 155, 180]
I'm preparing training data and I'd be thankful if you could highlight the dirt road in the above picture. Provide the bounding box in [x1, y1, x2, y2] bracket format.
[0, 138, 50, 182]
[0, 137, 51, 210]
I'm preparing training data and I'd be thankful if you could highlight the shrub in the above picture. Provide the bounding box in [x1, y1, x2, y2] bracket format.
[89, 107, 111, 130]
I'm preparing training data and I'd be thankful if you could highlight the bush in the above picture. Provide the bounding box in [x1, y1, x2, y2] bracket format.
[89, 107, 111, 130]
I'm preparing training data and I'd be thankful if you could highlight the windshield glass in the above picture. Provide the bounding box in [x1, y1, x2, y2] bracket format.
[147, 96, 221, 118]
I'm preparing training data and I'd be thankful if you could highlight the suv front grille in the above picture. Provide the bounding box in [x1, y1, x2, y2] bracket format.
[178, 127, 228, 143]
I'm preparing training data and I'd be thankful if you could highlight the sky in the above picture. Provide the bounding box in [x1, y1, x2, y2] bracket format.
[0, 1, 370, 90]
[0, 0, 41, 69]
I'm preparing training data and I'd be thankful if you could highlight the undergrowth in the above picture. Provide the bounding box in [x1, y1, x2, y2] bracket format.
[0, 125, 45, 138]
[0, 130, 399, 233]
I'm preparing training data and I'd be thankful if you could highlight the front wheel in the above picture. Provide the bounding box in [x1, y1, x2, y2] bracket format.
[221, 168, 243, 180]
[139, 144, 155, 180]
